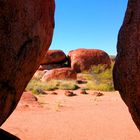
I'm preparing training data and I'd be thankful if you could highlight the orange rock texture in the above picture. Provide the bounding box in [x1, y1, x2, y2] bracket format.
[41, 50, 67, 64]
[0, 0, 55, 126]
[41, 68, 77, 81]
[113, 0, 140, 130]
[68, 48, 111, 72]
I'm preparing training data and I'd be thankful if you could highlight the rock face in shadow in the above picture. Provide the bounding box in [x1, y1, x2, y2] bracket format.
[0, 0, 55, 126]
[113, 0, 140, 130]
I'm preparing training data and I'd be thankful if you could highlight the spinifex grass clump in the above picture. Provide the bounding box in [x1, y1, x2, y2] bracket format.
[58, 80, 78, 90]
[26, 79, 58, 94]
[82, 63, 114, 91]
[26, 79, 78, 94]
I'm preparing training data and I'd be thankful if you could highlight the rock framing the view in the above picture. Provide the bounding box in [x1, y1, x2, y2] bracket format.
[0, 0, 140, 133]
[113, 0, 140, 130]
[0, 0, 55, 126]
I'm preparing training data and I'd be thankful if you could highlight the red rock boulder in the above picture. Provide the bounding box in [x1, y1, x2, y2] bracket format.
[113, 0, 140, 130]
[68, 48, 111, 73]
[33, 70, 47, 80]
[20, 92, 38, 103]
[41, 68, 77, 81]
[0, 0, 55, 126]
[38, 63, 67, 71]
[41, 50, 67, 64]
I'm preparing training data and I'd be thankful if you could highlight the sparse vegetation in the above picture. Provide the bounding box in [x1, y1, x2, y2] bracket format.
[85, 81, 114, 91]
[58, 80, 78, 90]
[26, 79, 78, 94]
[77, 73, 94, 81]
[83, 63, 114, 91]
[26, 79, 58, 94]
[26, 63, 114, 93]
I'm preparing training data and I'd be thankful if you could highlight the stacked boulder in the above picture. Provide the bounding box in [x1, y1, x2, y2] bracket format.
[39, 50, 67, 70]
[35, 48, 111, 82]
[36, 49, 77, 81]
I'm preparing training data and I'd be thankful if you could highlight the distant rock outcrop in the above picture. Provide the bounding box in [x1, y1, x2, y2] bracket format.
[41, 68, 77, 81]
[41, 50, 67, 65]
[113, 0, 140, 130]
[0, 0, 55, 126]
[68, 48, 111, 72]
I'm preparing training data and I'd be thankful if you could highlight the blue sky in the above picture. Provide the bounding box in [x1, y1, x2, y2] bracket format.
[50, 0, 128, 55]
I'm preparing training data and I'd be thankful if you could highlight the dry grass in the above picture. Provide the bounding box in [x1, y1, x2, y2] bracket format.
[26, 79, 78, 94]
[26, 63, 114, 93]
[81, 63, 114, 91]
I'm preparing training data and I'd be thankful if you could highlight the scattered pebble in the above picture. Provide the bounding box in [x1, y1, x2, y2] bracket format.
[64, 90, 76, 96]
[36, 88, 47, 94]
[80, 89, 88, 94]
[93, 92, 104, 97]
[23, 104, 29, 108]
[76, 80, 87, 84]
[50, 92, 58, 95]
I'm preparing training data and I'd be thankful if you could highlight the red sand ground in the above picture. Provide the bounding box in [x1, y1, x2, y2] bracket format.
[1, 90, 140, 140]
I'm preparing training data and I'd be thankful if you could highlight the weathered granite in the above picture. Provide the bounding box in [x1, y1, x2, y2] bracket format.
[113, 0, 140, 130]
[0, 0, 55, 126]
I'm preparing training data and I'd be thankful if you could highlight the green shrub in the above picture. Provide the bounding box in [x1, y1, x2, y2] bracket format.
[26, 79, 78, 94]
[58, 80, 78, 90]
[26, 63, 114, 93]
[85, 80, 114, 91]
[26, 79, 58, 94]
[90, 64, 106, 74]
[83, 63, 114, 91]
[77, 73, 94, 81]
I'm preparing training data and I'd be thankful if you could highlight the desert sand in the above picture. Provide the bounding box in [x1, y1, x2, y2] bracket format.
[1, 90, 140, 140]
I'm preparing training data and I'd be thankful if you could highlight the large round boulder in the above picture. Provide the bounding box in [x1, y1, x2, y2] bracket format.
[41, 50, 67, 64]
[113, 0, 140, 130]
[0, 0, 55, 126]
[68, 48, 111, 72]
[41, 68, 77, 81]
